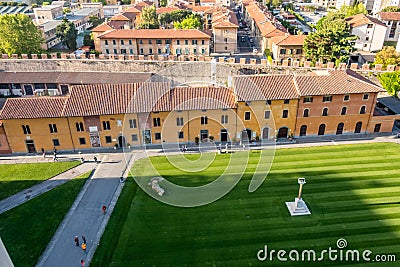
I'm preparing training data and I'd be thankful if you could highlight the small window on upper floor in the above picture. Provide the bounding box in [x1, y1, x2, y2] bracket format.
[344, 94, 350, 101]
[284, 99, 290, 104]
[363, 93, 369, 100]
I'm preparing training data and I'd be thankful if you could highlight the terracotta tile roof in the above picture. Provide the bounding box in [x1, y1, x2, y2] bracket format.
[132, 82, 171, 113]
[98, 29, 211, 39]
[110, 14, 130, 21]
[233, 75, 299, 101]
[270, 35, 305, 46]
[212, 10, 238, 28]
[134, 1, 151, 12]
[107, 21, 128, 30]
[124, 6, 141, 14]
[156, 7, 179, 14]
[378, 12, 400, 21]
[92, 23, 113, 32]
[171, 86, 236, 110]
[346, 14, 387, 28]
[0, 72, 152, 84]
[0, 97, 68, 119]
[294, 70, 384, 96]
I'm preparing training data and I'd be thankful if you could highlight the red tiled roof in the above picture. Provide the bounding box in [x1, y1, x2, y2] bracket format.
[91, 23, 113, 32]
[0, 97, 68, 119]
[99, 29, 211, 39]
[294, 70, 384, 96]
[171, 86, 236, 110]
[156, 7, 179, 14]
[110, 14, 130, 21]
[271, 35, 305, 46]
[378, 12, 400, 21]
[346, 14, 387, 28]
[124, 6, 141, 14]
[64, 83, 171, 116]
[233, 75, 299, 101]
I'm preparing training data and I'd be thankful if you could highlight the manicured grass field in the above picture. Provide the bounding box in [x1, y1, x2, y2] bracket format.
[92, 143, 400, 266]
[0, 161, 80, 201]
[0, 171, 92, 267]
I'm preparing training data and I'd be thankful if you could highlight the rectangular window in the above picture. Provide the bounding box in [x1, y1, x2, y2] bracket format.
[344, 95, 350, 101]
[156, 39, 162, 45]
[158, 48, 162, 54]
[131, 134, 138, 142]
[192, 40, 198, 45]
[113, 49, 117, 54]
[178, 131, 184, 139]
[185, 40, 188, 45]
[79, 137, 86, 145]
[105, 40, 108, 45]
[323, 95, 332, 102]
[177, 40, 180, 45]
[129, 40, 132, 45]
[221, 115, 228, 124]
[22, 125, 31, 134]
[296, 49, 302, 54]
[202, 40, 205, 45]
[148, 40, 152, 44]
[202, 48, 205, 54]
[266, 100, 271, 105]
[139, 39, 143, 44]
[176, 117, 184, 126]
[166, 39, 171, 44]
[155, 132, 161, 140]
[264, 110, 270, 119]
[140, 48, 144, 55]
[153, 117, 161, 127]
[52, 139, 60, 146]
[303, 96, 313, 103]
[367, 24, 373, 28]
[284, 99, 290, 104]
[129, 119, 137, 128]
[121, 40, 124, 45]
[102, 121, 111, 130]
[76, 122, 84, 132]
[374, 123, 381, 133]
[363, 93, 369, 100]
[112, 40, 116, 45]
[244, 111, 251, 120]
[224, 38, 227, 43]
[282, 110, 288, 118]
[105, 136, 112, 143]
[280, 49, 286, 54]
[129, 49, 133, 54]
[149, 48, 153, 54]
[49, 124, 58, 133]
[201, 116, 208, 125]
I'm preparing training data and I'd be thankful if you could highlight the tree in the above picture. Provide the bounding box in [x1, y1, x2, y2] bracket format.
[89, 15, 102, 28]
[0, 14, 44, 56]
[271, 0, 282, 8]
[381, 6, 400, 12]
[374, 46, 400, 69]
[304, 18, 357, 64]
[137, 5, 159, 29]
[63, 8, 71, 14]
[378, 72, 400, 98]
[338, 4, 367, 17]
[83, 34, 94, 47]
[56, 18, 78, 50]
[174, 14, 202, 29]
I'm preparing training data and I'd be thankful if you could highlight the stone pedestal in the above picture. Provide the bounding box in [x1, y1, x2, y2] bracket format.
[286, 197, 311, 216]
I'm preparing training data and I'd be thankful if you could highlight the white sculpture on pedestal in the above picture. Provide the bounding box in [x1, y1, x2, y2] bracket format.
[286, 178, 311, 216]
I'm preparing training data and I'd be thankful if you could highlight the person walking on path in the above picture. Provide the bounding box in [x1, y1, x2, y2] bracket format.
[102, 205, 107, 214]
[74, 236, 79, 247]
[81, 242, 87, 252]
[82, 235, 86, 244]
[80, 259, 85, 267]
[41, 148, 45, 158]
[94, 156, 98, 163]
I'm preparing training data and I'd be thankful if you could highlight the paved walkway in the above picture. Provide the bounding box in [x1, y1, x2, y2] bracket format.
[0, 161, 96, 215]
[36, 152, 148, 267]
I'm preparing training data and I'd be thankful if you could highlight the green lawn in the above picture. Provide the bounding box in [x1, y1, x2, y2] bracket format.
[0, 171, 92, 267]
[0, 161, 80, 201]
[92, 143, 400, 266]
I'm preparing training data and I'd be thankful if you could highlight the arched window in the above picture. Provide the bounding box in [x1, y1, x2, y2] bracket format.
[355, 122, 362, 133]
[341, 107, 347, 115]
[300, 125, 307, 136]
[318, 124, 326, 135]
[360, 106, 366, 114]
[322, 108, 328, 116]
[336, 123, 344, 135]
[303, 109, 309, 117]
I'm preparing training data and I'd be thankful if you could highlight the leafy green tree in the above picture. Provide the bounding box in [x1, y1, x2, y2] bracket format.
[160, 0, 167, 7]
[159, 12, 172, 27]
[83, 34, 94, 47]
[56, 18, 78, 50]
[381, 6, 400, 12]
[137, 5, 159, 29]
[174, 14, 202, 29]
[89, 15, 103, 28]
[272, 0, 282, 7]
[63, 8, 71, 14]
[0, 14, 44, 56]
[169, 10, 192, 22]
[304, 18, 357, 64]
[374, 46, 400, 69]
[378, 72, 400, 98]
[339, 4, 367, 17]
